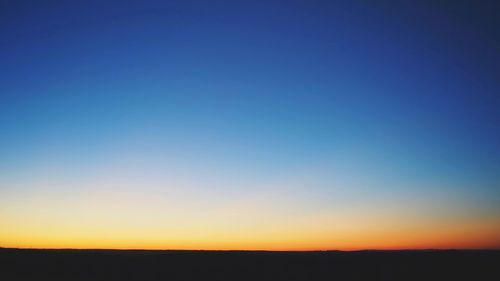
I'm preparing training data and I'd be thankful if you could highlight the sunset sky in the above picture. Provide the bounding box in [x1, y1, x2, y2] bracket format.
[1, 0, 499, 250]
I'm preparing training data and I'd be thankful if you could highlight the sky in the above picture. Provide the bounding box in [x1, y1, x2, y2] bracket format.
[1, 0, 499, 250]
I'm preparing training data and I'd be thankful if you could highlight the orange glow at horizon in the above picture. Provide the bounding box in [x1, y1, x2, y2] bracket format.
[2, 202, 499, 251]
[2, 165, 499, 251]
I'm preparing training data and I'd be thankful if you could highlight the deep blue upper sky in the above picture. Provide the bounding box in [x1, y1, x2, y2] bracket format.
[0, 0, 499, 249]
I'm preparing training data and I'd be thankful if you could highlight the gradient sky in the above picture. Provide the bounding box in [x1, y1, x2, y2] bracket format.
[1, 0, 499, 250]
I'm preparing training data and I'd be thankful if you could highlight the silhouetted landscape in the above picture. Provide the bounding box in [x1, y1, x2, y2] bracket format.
[1, 248, 499, 280]
[2, 1, 500, 281]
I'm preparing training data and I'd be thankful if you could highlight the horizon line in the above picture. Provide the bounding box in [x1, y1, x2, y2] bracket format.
[2, 246, 499, 252]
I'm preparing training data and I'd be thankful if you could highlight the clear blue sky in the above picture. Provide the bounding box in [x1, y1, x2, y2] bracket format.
[1, 0, 499, 249]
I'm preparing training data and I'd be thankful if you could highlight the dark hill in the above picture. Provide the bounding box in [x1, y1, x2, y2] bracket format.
[1, 248, 499, 280]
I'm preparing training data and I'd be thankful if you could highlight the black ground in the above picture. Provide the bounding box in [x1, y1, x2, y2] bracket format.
[1, 248, 499, 280]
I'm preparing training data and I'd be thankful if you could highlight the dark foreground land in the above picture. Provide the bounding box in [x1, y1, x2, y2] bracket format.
[1, 248, 499, 281]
